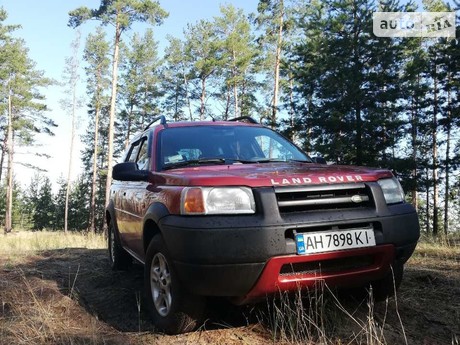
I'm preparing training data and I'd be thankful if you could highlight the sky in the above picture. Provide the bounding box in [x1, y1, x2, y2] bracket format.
[1, 0, 258, 191]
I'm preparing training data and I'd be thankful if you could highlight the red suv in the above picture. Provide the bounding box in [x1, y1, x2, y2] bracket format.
[106, 116, 420, 334]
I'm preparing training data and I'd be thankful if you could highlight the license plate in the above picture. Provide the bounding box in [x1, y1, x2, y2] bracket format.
[295, 228, 376, 255]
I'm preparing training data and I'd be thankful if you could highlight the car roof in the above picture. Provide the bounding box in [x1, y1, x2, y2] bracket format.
[162, 120, 260, 128]
[130, 118, 263, 143]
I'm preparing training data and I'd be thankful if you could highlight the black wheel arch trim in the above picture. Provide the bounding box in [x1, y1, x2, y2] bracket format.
[142, 202, 171, 254]
[143, 202, 171, 225]
[106, 200, 122, 240]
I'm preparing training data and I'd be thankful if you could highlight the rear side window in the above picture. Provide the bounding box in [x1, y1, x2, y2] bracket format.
[126, 137, 150, 170]
[127, 142, 141, 163]
[136, 140, 149, 170]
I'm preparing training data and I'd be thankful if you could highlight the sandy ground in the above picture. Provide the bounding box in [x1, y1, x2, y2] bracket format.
[0, 244, 459, 345]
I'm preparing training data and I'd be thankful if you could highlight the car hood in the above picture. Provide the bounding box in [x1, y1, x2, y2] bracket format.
[152, 162, 393, 188]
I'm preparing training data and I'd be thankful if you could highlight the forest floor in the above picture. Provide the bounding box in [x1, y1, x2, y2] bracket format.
[0, 231, 459, 345]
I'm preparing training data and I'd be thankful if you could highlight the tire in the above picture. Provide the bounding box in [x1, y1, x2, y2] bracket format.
[371, 263, 404, 301]
[108, 220, 132, 270]
[144, 234, 205, 334]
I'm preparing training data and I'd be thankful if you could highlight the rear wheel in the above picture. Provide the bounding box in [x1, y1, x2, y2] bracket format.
[107, 220, 132, 270]
[371, 264, 404, 301]
[144, 234, 205, 334]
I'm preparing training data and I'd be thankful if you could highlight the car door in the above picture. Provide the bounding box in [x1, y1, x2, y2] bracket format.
[117, 136, 151, 260]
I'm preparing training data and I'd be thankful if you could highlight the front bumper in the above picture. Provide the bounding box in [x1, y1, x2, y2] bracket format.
[235, 244, 396, 304]
[157, 187, 420, 299]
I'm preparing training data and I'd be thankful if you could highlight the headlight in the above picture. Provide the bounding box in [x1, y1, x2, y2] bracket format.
[377, 177, 405, 204]
[181, 187, 256, 215]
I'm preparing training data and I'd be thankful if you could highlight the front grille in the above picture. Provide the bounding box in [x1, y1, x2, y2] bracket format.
[275, 183, 373, 213]
[280, 255, 374, 276]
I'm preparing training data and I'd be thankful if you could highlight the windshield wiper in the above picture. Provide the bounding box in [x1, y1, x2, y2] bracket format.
[287, 158, 313, 163]
[226, 158, 311, 164]
[241, 158, 312, 163]
[163, 158, 226, 170]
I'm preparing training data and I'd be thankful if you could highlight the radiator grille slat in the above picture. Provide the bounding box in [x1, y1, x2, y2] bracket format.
[275, 184, 373, 213]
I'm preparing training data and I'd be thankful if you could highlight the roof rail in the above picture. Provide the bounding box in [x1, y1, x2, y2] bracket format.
[228, 116, 258, 124]
[144, 115, 167, 131]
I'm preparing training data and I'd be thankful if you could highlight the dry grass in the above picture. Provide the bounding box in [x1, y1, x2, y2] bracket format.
[413, 234, 460, 259]
[0, 231, 118, 345]
[262, 284, 398, 345]
[1, 231, 459, 345]
[0, 230, 106, 253]
[0, 269, 126, 345]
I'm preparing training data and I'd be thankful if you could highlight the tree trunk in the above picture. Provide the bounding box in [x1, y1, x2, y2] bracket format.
[200, 77, 206, 120]
[288, 77, 295, 141]
[124, 104, 134, 149]
[411, 93, 418, 209]
[444, 123, 450, 236]
[443, 76, 452, 236]
[234, 80, 238, 118]
[272, 0, 284, 127]
[232, 50, 238, 117]
[241, 77, 246, 115]
[0, 136, 6, 185]
[224, 88, 231, 120]
[89, 101, 101, 234]
[4, 92, 13, 234]
[355, 104, 363, 165]
[426, 167, 430, 234]
[64, 33, 80, 233]
[432, 67, 439, 237]
[105, 16, 122, 234]
[64, 75, 78, 233]
[183, 72, 193, 121]
[174, 88, 179, 121]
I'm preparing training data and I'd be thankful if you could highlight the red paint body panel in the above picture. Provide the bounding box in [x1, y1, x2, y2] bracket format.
[236, 245, 395, 304]
[150, 163, 393, 188]
[109, 119, 420, 305]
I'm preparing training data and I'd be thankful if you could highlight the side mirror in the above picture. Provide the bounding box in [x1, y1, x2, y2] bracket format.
[113, 162, 149, 182]
[312, 156, 327, 164]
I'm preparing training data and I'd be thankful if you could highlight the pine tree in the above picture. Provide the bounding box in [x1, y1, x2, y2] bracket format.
[33, 176, 55, 231]
[399, 31, 430, 213]
[69, 0, 168, 232]
[183, 19, 219, 119]
[83, 27, 111, 233]
[25, 173, 55, 231]
[68, 176, 90, 231]
[54, 176, 67, 230]
[255, 0, 295, 125]
[61, 32, 83, 233]
[80, 105, 110, 232]
[421, 0, 454, 236]
[439, 28, 460, 235]
[162, 36, 191, 121]
[290, 0, 405, 166]
[0, 7, 21, 185]
[118, 29, 163, 148]
[214, 4, 258, 119]
[1, 33, 55, 233]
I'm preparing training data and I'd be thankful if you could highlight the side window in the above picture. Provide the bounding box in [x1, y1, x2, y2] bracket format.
[136, 140, 149, 170]
[125, 138, 150, 171]
[126, 142, 141, 163]
[255, 135, 294, 160]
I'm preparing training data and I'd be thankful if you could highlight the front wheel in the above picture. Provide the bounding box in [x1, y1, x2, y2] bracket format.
[144, 234, 205, 334]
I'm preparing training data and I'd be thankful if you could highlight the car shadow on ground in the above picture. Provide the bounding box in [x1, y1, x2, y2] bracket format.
[12, 247, 460, 344]
[18, 248, 257, 333]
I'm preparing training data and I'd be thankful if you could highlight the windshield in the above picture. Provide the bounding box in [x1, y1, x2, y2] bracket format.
[158, 125, 311, 170]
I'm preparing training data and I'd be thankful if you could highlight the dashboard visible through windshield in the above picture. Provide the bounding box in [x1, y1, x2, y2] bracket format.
[158, 125, 311, 170]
